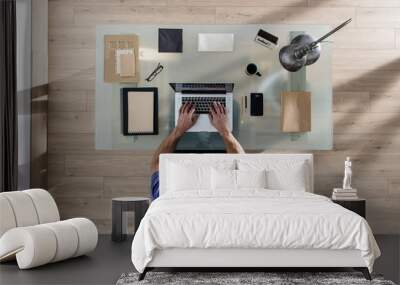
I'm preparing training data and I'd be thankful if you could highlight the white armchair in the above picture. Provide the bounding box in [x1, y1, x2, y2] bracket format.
[0, 189, 98, 269]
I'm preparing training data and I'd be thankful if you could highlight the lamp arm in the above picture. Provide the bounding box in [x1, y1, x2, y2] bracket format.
[314, 18, 352, 44]
[294, 18, 351, 59]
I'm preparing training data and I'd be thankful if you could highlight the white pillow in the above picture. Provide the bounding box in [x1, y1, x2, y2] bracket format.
[167, 157, 236, 171]
[167, 162, 212, 191]
[166, 158, 236, 192]
[237, 159, 309, 191]
[212, 169, 236, 190]
[236, 169, 267, 189]
[211, 169, 267, 190]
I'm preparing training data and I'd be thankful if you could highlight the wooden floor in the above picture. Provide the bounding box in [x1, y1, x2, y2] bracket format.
[0, 235, 398, 285]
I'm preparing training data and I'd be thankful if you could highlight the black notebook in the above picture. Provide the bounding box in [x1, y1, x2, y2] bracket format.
[158, 28, 183, 53]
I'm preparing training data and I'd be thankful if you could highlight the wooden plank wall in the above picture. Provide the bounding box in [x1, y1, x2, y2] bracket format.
[48, 0, 400, 234]
[31, 0, 49, 190]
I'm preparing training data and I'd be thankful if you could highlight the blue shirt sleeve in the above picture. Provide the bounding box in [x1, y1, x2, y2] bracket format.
[150, 171, 160, 200]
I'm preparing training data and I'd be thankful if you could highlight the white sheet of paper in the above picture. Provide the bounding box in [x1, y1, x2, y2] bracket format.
[115, 48, 134, 74]
[198, 33, 234, 52]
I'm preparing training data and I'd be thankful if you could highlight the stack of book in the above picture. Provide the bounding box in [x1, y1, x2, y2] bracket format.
[332, 188, 358, 200]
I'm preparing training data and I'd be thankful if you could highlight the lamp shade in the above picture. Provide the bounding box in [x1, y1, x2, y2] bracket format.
[279, 34, 321, 72]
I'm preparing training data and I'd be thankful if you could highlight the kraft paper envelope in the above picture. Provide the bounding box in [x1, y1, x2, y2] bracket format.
[104, 34, 139, 83]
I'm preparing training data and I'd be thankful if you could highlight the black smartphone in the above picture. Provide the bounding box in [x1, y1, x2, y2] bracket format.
[250, 93, 263, 116]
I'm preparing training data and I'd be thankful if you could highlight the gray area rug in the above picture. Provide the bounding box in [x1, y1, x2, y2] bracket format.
[116, 272, 396, 285]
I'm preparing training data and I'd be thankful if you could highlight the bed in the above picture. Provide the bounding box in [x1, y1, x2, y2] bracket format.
[131, 154, 380, 280]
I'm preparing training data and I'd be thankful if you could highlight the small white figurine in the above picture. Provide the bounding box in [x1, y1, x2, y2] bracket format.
[343, 157, 352, 190]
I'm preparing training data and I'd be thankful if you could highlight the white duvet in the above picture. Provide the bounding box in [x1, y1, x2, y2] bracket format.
[131, 190, 380, 273]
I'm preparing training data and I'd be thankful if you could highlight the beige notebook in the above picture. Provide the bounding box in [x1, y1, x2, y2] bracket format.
[127, 91, 154, 133]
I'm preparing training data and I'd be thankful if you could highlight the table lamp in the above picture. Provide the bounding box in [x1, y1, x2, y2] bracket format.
[279, 18, 352, 72]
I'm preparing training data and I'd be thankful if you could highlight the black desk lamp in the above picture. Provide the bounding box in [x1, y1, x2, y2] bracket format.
[279, 18, 352, 72]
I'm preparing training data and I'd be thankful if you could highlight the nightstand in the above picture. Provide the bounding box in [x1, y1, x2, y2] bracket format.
[332, 198, 366, 218]
[112, 197, 150, 242]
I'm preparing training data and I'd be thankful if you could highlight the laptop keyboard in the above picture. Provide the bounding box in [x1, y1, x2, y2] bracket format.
[182, 97, 226, 114]
[181, 83, 227, 91]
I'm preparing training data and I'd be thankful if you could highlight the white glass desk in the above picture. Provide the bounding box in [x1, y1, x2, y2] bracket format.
[95, 25, 332, 151]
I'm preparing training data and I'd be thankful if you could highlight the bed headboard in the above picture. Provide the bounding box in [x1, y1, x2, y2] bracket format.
[159, 153, 314, 195]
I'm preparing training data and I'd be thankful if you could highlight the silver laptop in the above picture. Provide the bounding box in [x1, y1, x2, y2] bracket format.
[170, 83, 234, 132]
